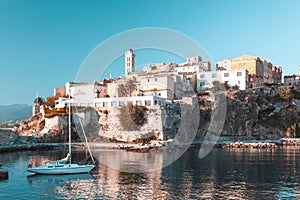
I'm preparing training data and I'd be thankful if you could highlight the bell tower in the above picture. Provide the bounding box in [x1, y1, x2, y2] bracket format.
[125, 48, 135, 75]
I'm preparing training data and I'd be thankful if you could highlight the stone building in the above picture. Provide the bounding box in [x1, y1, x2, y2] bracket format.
[125, 48, 135, 75]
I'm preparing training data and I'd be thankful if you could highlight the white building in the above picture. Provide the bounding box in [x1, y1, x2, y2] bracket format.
[139, 74, 175, 100]
[175, 56, 211, 73]
[125, 48, 135, 75]
[66, 82, 100, 107]
[94, 96, 167, 108]
[284, 75, 300, 87]
[55, 97, 73, 108]
[216, 59, 231, 70]
[197, 69, 248, 91]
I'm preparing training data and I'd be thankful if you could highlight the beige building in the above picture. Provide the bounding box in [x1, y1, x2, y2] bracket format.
[216, 59, 231, 70]
[231, 55, 264, 88]
[230, 55, 282, 87]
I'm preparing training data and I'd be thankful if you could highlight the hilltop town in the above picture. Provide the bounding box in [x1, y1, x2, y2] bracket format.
[34, 49, 298, 113]
[12, 49, 300, 144]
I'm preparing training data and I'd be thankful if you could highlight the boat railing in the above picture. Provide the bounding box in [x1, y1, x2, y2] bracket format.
[87, 161, 96, 165]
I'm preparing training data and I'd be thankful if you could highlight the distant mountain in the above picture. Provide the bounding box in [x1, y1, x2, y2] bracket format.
[0, 104, 32, 123]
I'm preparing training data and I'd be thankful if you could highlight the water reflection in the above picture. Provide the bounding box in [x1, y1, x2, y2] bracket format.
[93, 148, 182, 173]
[2, 147, 300, 199]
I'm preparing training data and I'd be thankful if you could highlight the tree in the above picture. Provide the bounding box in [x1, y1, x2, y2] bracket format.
[44, 96, 58, 107]
[117, 80, 137, 97]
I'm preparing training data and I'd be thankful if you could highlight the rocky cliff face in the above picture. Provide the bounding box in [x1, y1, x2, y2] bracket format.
[197, 86, 300, 140]
[12, 86, 300, 143]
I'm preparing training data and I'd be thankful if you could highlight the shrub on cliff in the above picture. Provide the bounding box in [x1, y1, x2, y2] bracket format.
[212, 81, 229, 92]
[278, 86, 293, 101]
[44, 96, 58, 107]
[118, 102, 147, 131]
[43, 105, 68, 118]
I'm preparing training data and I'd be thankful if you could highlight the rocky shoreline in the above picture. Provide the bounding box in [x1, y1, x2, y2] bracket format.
[2, 138, 300, 153]
[0, 143, 87, 153]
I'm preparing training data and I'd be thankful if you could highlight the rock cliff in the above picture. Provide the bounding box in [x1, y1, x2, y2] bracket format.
[11, 86, 300, 143]
[197, 86, 300, 140]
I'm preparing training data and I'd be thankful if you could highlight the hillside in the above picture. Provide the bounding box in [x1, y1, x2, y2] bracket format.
[13, 86, 300, 142]
[0, 104, 32, 123]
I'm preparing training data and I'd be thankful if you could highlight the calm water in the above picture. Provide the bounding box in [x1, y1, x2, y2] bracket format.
[1, 147, 300, 199]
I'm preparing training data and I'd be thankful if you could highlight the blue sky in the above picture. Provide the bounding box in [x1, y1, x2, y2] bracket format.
[0, 0, 299, 105]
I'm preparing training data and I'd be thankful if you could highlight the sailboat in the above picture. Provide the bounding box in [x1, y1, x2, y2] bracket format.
[27, 95, 96, 175]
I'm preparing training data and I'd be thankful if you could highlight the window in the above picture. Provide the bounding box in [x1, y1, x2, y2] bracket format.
[148, 79, 149, 82]
[239, 63, 242, 66]
[199, 81, 205, 87]
[145, 100, 151, 106]
[224, 73, 229, 77]
[237, 72, 242, 76]
[200, 74, 205, 78]
[238, 80, 241, 85]
[155, 78, 157, 82]
[212, 73, 217, 78]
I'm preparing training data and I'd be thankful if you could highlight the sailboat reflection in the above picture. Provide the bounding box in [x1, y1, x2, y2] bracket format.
[27, 173, 95, 187]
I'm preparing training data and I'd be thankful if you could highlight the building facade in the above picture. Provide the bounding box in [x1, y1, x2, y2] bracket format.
[230, 55, 282, 87]
[231, 55, 264, 88]
[54, 86, 66, 97]
[197, 69, 248, 91]
[216, 59, 231, 71]
[284, 75, 300, 89]
[272, 65, 282, 84]
[139, 74, 175, 100]
[65, 82, 107, 107]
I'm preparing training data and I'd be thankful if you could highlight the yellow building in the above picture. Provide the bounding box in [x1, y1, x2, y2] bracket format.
[231, 55, 264, 87]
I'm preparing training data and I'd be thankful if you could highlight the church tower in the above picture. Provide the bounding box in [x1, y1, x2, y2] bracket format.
[125, 48, 135, 75]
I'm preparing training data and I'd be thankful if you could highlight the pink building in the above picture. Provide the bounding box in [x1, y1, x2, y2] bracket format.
[54, 86, 66, 97]
[95, 84, 108, 98]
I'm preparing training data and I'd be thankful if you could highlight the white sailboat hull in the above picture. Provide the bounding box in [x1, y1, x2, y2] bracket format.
[28, 163, 95, 175]
[27, 95, 97, 175]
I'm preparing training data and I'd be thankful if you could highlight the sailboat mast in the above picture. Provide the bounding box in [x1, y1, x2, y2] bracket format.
[68, 91, 72, 164]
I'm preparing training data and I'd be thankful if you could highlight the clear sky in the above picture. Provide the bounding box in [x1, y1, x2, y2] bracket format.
[0, 0, 299, 105]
